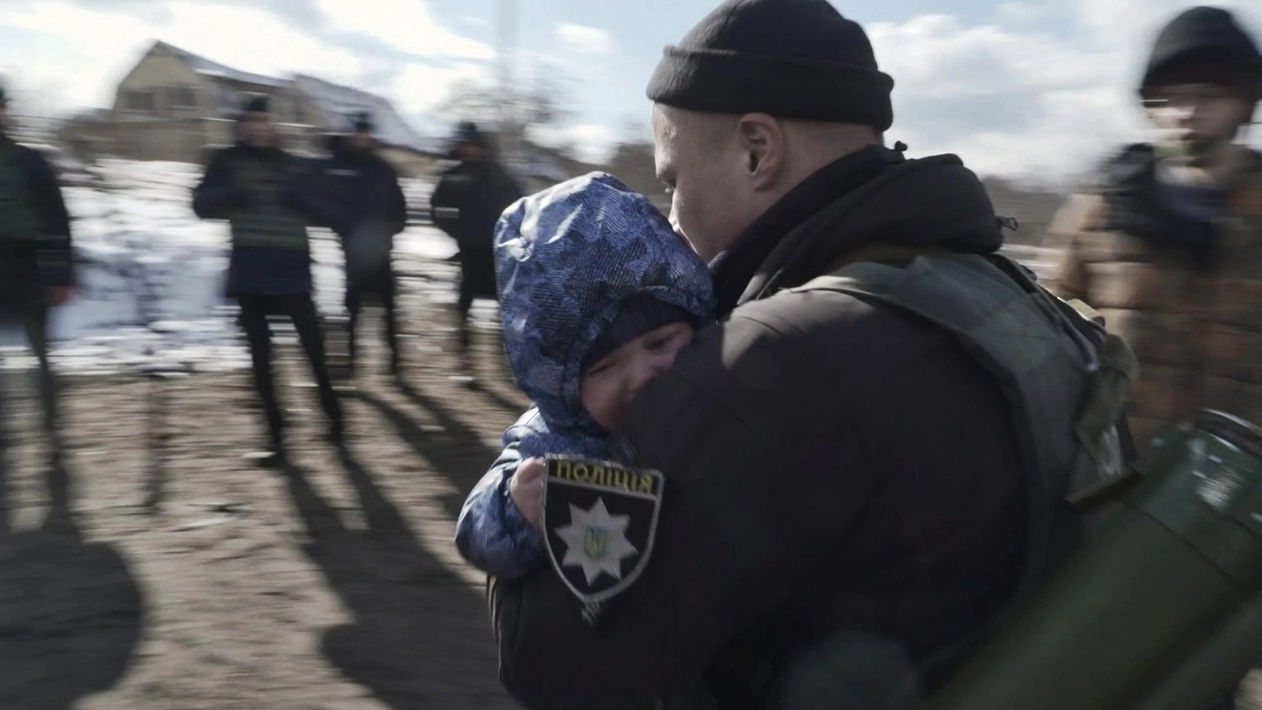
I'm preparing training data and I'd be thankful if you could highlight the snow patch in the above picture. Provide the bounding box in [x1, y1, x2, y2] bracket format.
[1, 159, 462, 375]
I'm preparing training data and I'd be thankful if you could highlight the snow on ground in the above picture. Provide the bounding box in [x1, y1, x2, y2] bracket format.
[0, 157, 1059, 375]
[0, 158, 482, 374]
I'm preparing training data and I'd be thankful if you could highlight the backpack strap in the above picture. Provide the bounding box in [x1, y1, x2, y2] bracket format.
[800, 246, 1138, 491]
[792, 245, 1139, 687]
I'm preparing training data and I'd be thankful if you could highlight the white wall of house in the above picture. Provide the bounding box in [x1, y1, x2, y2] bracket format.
[111, 47, 211, 122]
[92, 42, 436, 170]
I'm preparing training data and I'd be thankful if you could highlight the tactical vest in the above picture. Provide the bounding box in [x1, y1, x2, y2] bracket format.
[0, 140, 47, 244]
[793, 247, 1138, 684]
[229, 155, 309, 251]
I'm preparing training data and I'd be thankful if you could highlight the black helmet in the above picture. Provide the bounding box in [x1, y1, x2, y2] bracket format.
[1140, 6, 1262, 102]
[453, 120, 484, 146]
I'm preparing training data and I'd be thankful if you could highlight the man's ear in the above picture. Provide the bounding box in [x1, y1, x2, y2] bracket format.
[737, 113, 784, 191]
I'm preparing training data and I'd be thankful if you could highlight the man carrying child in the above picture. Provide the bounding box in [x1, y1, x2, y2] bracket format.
[469, 0, 1124, 708]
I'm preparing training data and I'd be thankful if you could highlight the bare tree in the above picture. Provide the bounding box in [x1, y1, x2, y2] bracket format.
[601, 118, 668, 213]
[432, 72, 577, 159]
[2, 86, 68, 145]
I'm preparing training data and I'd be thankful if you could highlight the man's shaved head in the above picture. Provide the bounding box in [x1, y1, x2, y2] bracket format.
[653, 104, 883, 259]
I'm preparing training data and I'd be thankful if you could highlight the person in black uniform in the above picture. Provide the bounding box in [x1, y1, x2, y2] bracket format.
[483, 1, 1106, 708]
[428, 122, 522, 362]
[307, 112, 408, 377]
[0, 84, 74, 468]
[191, 95, 344, 467]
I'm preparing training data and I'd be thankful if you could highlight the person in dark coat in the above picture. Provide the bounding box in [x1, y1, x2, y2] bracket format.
[1048, 9, 1261, 709]
[0, 84, 74, 468]
[428, 121, 522, 361]
[484, 1, 1113, 708]
[191, 94, 344, 467]
[307, 112, 408, 376]
[1049, 6, 1262, 450]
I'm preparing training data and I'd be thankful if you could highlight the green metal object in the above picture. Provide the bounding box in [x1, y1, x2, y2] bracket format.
[924, 410, 1262, 710]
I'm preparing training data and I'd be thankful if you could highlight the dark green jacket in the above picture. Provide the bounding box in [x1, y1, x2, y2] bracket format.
[0, 135, 74, 306]
[192, 143, 322, 296]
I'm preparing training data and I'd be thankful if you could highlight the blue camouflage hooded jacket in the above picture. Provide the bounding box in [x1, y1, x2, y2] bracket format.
[454, 172, 715, 580]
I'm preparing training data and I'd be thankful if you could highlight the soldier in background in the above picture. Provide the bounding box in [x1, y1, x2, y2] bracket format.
[0, 84, 74, 469]
[192, 95, 344, 467]
[428, 122, 522, 372]
[307, 112, 407, 377]
[1047, 6, 1262, 452]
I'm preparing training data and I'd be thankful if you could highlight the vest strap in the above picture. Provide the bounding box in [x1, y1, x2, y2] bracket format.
[792, 245, 1138, 686]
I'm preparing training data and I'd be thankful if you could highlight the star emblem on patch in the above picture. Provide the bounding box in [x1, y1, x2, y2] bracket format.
[555, 498, 638, 584]
[541, 456, 664, 607]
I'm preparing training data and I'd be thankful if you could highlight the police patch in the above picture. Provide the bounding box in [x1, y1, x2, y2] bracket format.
[541, 455, 663, 607]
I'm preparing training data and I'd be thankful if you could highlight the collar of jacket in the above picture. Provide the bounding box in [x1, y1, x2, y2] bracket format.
[1098, 144, 1262, 268]
[334, 146, 377, 167]
[235, 142, 286, 161]
[710, 146, 1004, 315]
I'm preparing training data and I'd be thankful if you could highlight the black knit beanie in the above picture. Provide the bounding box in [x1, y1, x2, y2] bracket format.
[584, 294, 697, 371]
[353, 111, 374, 132]
[1140, 6, 1262, 100]
[646, 0, 894, 130]
[454, 121, 484, 145]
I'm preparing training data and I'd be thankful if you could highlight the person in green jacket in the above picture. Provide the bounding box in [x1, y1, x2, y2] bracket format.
[0, 84, 75, 475]
[192, 95, 345, 467]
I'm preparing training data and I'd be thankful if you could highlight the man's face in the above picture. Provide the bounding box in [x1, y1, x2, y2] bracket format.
[652, 105, 760, 261]
[240, 112, 276, 147]
[351, 130, 373, 150]
[1146, 82, 1254, 165]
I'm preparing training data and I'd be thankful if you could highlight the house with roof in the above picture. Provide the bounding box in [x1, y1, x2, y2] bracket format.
[289, 74, 439, 175]
[72, 40, 436, 175]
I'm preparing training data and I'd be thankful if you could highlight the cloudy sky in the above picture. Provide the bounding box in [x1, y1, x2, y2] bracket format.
[1, 0, 1260, 184]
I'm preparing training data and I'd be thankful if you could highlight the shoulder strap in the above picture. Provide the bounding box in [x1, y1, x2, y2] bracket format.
[798, 249, 1089, 480]
[794, 246, 1139, 686]
[799, 247, 1138, 486]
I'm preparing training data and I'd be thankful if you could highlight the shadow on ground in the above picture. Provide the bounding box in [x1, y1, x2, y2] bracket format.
[353, 377, 507, 523]
[282, 451, 516, 710]
[0, 418, 144, 710]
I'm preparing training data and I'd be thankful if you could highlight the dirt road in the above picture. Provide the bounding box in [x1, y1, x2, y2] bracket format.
[0, 287, 527, 710]
[2, 266, 1260, 710]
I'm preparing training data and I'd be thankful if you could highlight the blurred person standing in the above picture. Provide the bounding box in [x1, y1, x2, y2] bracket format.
[0, 83, 74, 468]
[191, 94, 344, 467]
[428, 121, 522, 372]
[1048, 6, 1262, 451]
[307, 112, 408, 377]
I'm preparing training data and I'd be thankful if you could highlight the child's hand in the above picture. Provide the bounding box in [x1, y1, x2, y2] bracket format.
[509, 458, 546, 530]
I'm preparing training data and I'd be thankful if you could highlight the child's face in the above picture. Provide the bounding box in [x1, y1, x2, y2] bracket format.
[580, 322, 695, 430]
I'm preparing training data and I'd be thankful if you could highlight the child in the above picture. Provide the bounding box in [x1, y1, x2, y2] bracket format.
[453, 172, 715, 580]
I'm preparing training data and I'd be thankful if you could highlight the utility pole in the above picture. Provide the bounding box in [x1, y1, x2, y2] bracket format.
[496, 0, 518, 171]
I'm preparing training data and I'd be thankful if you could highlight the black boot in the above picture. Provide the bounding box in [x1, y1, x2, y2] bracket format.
[265, 426, 289, 467]
[251, 445, 288, 469]
[326, 417, 346, 450]
[47, 426, 65, 470]
[457, 322, 471, 353]
[246, 420, 287, 468]
[387, 349, 402, 378]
